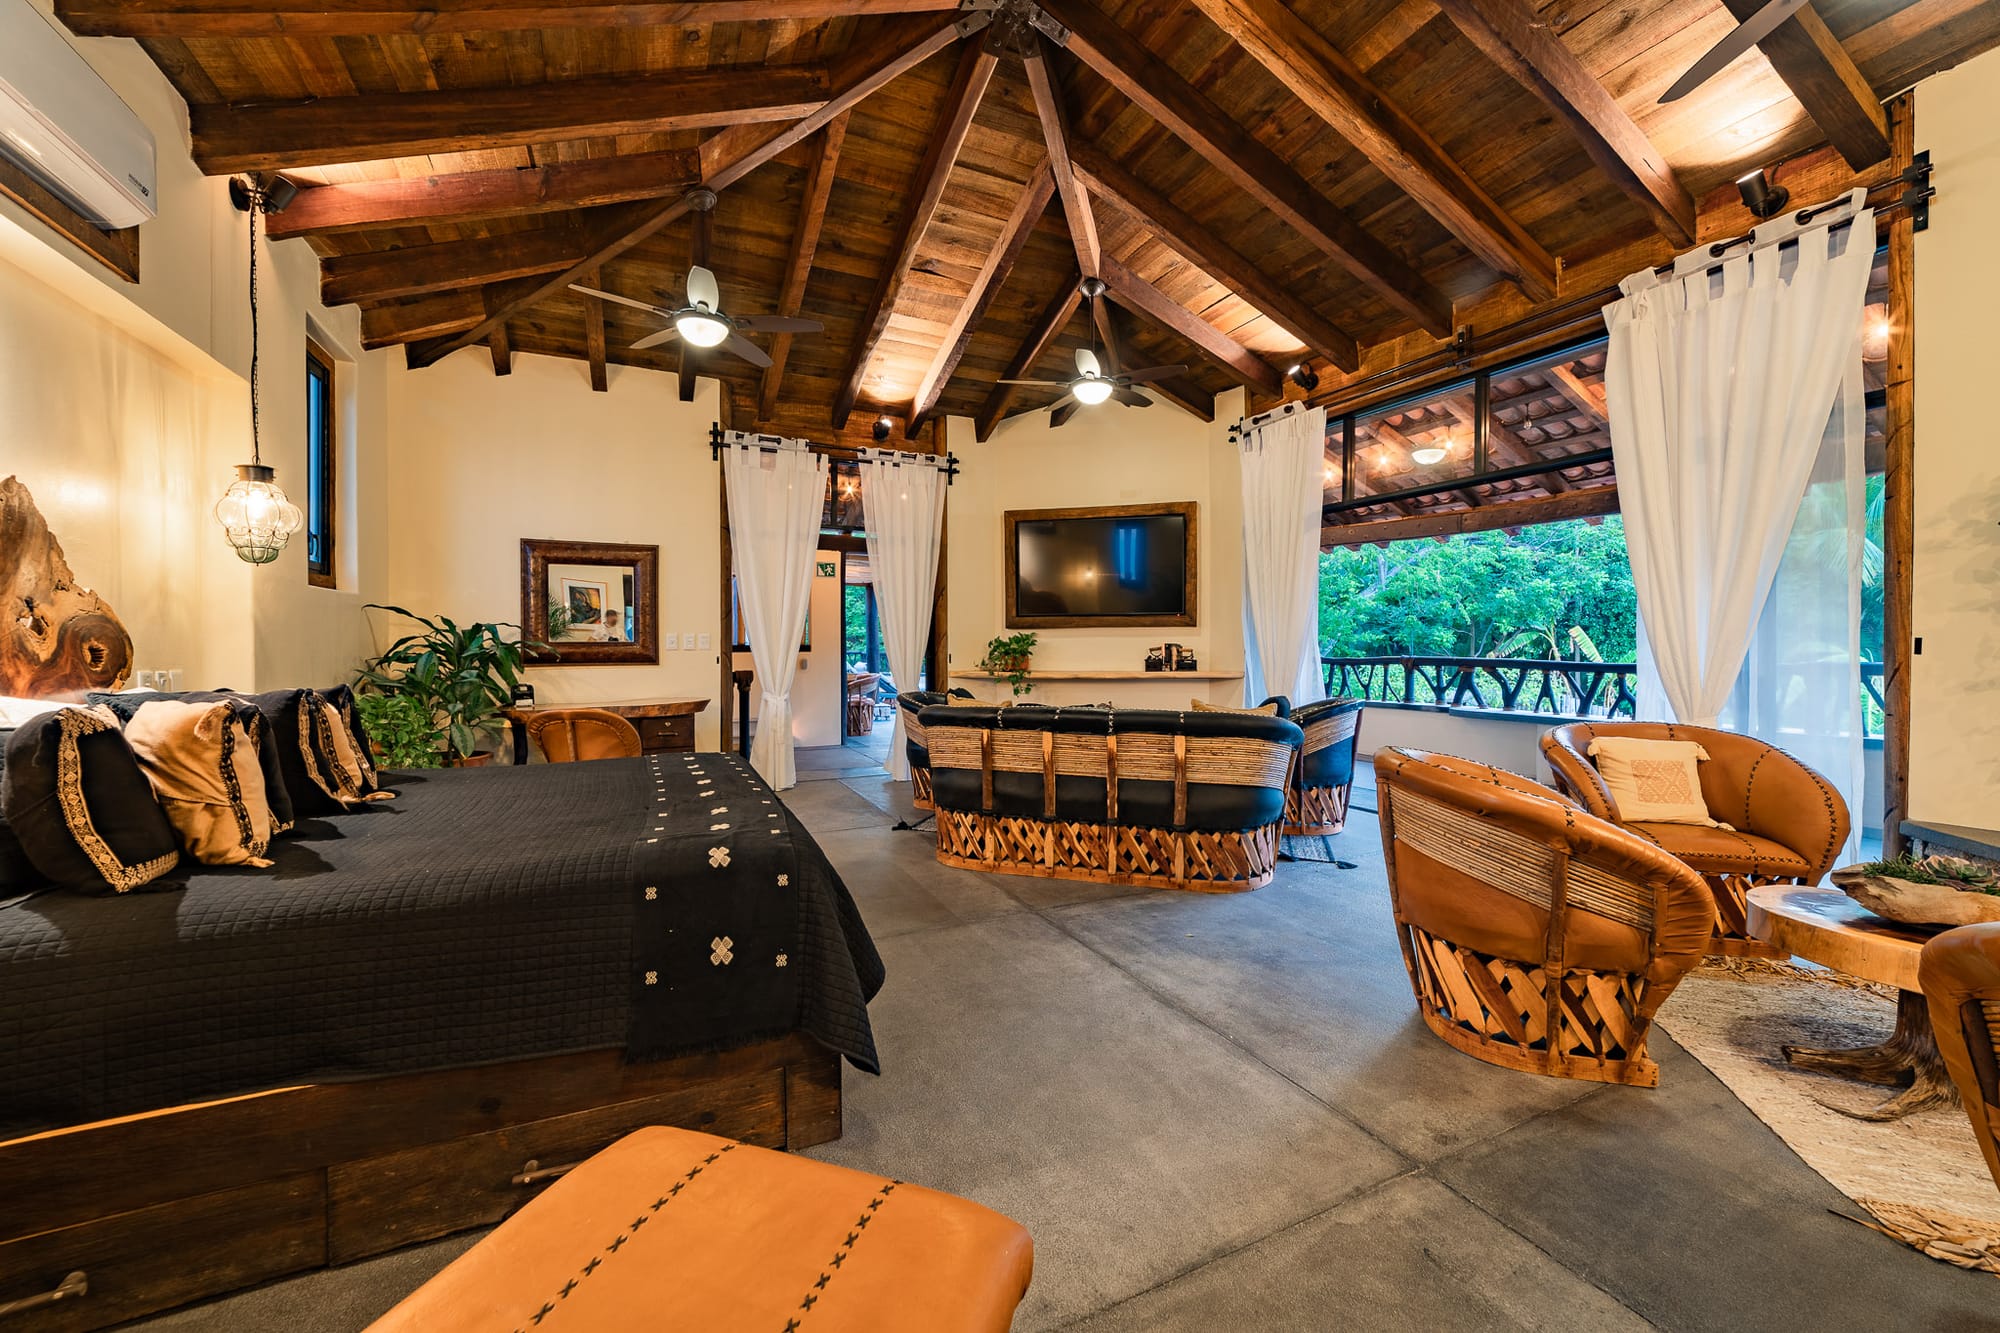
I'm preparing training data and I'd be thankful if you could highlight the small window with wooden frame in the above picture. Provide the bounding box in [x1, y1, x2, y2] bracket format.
[305, 336, 337, 588]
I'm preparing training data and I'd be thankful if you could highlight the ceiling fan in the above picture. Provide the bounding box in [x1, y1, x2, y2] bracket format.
[1659, 0, 1811, 103]
[997, 279, 1185, 414]
[568, 264, 821, 369]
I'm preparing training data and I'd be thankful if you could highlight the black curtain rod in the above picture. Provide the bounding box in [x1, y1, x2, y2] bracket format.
[708, 424, 960, 483]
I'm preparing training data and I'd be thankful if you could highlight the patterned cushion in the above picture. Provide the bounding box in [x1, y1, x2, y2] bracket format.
[122, 699, 276, 867]
[1190, 698, 1279, 716]
[1587, 736, 1724, 828]
[1, 705, 180, 892]
[90, 690, 296, 835]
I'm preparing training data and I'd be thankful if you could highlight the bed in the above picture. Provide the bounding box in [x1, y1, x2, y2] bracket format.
[0, 751, 883, 1329]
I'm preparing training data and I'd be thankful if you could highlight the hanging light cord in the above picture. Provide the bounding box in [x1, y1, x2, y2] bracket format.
[247, 185, 262, 468]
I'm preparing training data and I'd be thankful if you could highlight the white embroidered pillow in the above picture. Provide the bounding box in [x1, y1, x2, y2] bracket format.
[1586, 736, 1729, 828]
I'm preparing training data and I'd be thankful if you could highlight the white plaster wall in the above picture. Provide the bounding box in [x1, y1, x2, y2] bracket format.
[1910, 48, 2000, 829]
[382, 352, 727, 751]
[943, 387, 1245, 705]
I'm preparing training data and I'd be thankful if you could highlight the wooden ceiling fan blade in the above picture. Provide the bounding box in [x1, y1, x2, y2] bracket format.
[734, 315, 823, 334]
[1659, 0, 1811, 102]
[1111, 386, 1152, 408]
[722, 331, 774, 368]
[571, 283, 674, 318]
[1120, 364, 1187, 385]
[1046, 392, 1078, 415]
[997, 378, 1073, 386]
[630, 326, 680, 351]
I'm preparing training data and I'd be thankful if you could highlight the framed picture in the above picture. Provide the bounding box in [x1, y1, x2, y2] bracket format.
[520, 538, 659, 664]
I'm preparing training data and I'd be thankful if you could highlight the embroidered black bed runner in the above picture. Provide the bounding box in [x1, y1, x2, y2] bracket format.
[627, 752, 884, 1074]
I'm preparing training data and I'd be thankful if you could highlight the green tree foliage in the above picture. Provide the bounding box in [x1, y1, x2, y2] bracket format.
[1319, 517, 1638, 662]
[843, 584, 870, 668]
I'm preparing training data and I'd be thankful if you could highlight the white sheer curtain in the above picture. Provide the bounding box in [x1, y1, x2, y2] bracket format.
[858, 448, 948, 781]
[1606, 189, 1872, 853]
[1239, 405, 1328, 707]
[722, 436, 829, 790]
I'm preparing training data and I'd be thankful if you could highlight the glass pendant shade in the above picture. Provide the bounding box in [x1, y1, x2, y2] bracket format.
[1072, 376, 1114, 405]
[676, 311, 730, 347]
[1410, 445, 1448, 466]
[215, 463, 303, 564]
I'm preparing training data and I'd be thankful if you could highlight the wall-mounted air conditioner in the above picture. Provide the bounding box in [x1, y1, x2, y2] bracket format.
[0, 0, 156, 229]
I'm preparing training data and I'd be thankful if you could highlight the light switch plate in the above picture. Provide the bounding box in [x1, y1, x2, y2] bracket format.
[663, 632, 679, 651]
[697, 632, 712, 650]
[167, 669, 183, 690]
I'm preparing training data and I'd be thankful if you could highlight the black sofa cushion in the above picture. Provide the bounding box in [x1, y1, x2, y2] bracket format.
[2, 705, 180, 893]
[1293, 697, 1365, 788]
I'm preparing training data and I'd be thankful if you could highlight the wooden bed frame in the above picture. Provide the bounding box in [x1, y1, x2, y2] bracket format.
[0, 1034, 839, 1330]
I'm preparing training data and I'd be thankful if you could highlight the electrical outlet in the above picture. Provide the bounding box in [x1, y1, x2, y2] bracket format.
[697, 632, 711, 650]
[663, 632, 679, 651]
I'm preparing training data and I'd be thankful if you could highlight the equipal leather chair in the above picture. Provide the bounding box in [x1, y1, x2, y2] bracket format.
[1374, 747, 1717, 1086]
[527, 708, 643, 763]
[1541, 722, 1849, 957]
[1921, 923, 2000, 1196]
[1284, 697, 1364, 848]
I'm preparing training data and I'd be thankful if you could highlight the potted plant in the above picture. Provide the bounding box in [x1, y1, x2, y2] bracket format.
[352, 691, 443, 770]
[357, 605, 540, 766]
[979, 631, 1038, 697]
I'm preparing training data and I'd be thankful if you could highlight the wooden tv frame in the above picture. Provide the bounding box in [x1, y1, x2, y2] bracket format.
[0, 1034, 838, 1330]
[1004, 501, 1197, 629]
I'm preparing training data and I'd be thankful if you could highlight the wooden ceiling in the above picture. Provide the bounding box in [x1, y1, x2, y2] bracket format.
[61, 0, 1999, 455]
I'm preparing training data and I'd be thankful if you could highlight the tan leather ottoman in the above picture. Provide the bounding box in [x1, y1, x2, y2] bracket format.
[366, 1126, 1033, 1333]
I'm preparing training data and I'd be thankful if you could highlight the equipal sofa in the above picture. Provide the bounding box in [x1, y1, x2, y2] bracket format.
[919, 704, 1302, 892]
[897, 688, 975, 810]
[1284, 696, 1365, 845]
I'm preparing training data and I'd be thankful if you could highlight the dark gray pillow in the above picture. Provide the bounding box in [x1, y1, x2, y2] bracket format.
[0, 733, 50, 893]
[2, 706, 180, 893]
[245, 688, 358, 818]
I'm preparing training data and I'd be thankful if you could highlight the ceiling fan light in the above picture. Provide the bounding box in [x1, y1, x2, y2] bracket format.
[676, 311, 730, 347]
[1072, 376, 1114, 406]
[1410, 445, 1448, 466]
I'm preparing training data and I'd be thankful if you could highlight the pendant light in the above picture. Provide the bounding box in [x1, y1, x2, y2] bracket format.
[214, 178, 303, 565]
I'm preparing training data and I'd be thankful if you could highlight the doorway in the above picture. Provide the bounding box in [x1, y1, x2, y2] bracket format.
[841, 552, 892, 764]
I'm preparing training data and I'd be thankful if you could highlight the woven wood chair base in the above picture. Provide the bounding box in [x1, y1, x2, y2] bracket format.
[912, 766, 934, 812]
[1284, 783, 1353, 838]
[1401, 922, 1663, 1087]
[935, 809, 1279, 893]
[1705, 872, 1795, 959]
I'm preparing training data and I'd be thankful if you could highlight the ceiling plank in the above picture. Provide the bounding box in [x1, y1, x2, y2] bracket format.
[1070, 140, 1359, 371]
[405, 11, 987, 369]
[582, 266, 608, 392]
[1188, 0, 1558, 301]
[908, 160, 1054, 434]
[56, 0, 958, 37]
[1099, 254, 1284, 397]
[266, 149, 702, 239]
[759, 114, 848, 423]
[975, 270, 1082, 442]
[319, 223, 586, 305]
[1036, 0, 1453, 337]
[1431, 0, 1695, 245]
[1722, 0, 1891, 170]
[1324, 485, 1617, 546]
[191, 64, 830, 175]
[829, 39, 998, 429]
[1022, 36, 1099, 281]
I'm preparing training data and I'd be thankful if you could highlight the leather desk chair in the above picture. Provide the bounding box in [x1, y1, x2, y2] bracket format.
[527, 708, 642, 763]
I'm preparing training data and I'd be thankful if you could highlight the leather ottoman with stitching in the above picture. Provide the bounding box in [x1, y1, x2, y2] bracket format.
[366, 1126, 1034, 1333]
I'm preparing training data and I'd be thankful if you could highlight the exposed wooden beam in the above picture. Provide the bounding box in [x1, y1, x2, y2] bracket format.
[1881, 91, 1915, 852]
[56, 0, 957, 37]
[760, 114, 847, 423]
[582, 266, 608, 392]
[1439, 385, 1571, 493]
[830, 40, 997, 429]
[361, 291, 486, 348]
[487, 323, 511, 376]
[319, 224, 586, 305]
[265, 149, 701, 238]
[191, 64, 830, 175]
[1431, 0, 1695, 245]
[1722, 0, 1891, 170]
[1036, 0, 1453, 336]
[1188, 0, 1558, 301]
[1099, 254, 1284, 397]
[1324, 485, 1617, 546]
[1022, 36, 1100, 281]
[908, 161, 1054, 433]
[1069, 141, 1359, 371]
[975, 270, 1082, 442]
[1542, 362, 1608, 422]
[406, 11, 986, 369]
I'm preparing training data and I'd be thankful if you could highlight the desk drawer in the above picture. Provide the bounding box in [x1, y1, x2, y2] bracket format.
[635, 715, 694, 752]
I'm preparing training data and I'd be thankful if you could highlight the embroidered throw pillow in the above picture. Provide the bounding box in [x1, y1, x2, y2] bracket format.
[247, 688, 365, 818]
[1190, 698, 1279, 716]
[1586, 736, 1728, 828]
[319, 685, 380, 791]
[90, 690, 295, 835]
[122, 699, 276, 867]
[1, 706, 180, 892]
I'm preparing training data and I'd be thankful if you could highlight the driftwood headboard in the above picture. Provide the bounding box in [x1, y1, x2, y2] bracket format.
[0, 475, 133, 699]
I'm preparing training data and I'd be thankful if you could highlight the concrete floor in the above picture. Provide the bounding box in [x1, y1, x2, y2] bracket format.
[139, 766, 1998, 1332]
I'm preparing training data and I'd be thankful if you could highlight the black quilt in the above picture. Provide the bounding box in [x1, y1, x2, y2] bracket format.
[0, 754, 883, 1134]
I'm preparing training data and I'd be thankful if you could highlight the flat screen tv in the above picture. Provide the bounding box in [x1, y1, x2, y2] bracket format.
[1005, 502, 1196, 628]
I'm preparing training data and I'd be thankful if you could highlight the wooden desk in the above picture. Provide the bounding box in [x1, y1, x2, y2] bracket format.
[1746, 885, 1954, 1121]
[505, 697, 709, 764]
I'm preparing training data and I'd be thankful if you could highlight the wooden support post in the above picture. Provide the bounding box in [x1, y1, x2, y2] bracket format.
[1881, 92, 1915, 855]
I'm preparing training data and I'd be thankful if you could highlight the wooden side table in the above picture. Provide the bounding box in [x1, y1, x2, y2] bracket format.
[1746, 885, 1956, 1121]
[504, 697, 709, 764]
